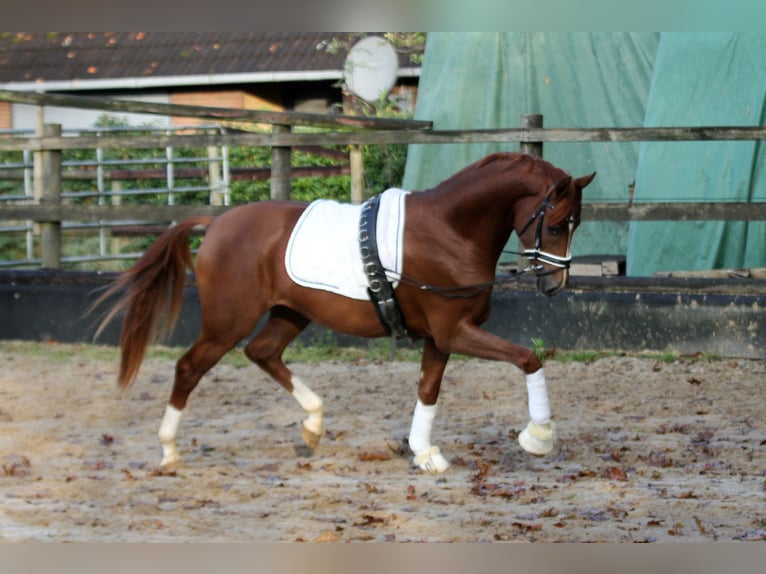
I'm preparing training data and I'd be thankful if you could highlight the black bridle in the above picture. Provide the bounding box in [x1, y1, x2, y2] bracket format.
[392, 189, 578, 299]
[515, 189, 577, 273]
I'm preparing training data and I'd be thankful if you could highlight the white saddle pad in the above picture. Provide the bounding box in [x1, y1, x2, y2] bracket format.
[285, 188, 409, 300]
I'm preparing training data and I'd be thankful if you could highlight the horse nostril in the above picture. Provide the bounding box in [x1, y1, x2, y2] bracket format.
[544, 284, 560, 297]
[538, 277, 562, 297]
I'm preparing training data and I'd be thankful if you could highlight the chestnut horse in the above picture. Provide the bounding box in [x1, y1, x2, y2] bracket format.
[95, 152, 595, 473]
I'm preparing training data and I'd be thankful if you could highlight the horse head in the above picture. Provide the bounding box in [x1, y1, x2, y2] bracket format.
[515, 171, 596, 297]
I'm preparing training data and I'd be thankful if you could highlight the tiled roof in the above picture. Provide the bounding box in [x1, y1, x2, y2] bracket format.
[0, 32, 420, 86]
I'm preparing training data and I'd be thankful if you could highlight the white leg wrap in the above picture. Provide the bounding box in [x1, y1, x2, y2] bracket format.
[291, 376, 323, 436]
[525, 368, 551, 424]
[519, 368, 555, 455]
[158, 405, 182, 466]
[408, 400, 450, 473]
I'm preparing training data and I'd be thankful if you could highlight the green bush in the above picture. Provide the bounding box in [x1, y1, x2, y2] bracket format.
[362, 142, 408, 197]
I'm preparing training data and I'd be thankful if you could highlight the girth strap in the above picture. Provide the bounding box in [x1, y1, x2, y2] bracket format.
[358, 194, 410, 339]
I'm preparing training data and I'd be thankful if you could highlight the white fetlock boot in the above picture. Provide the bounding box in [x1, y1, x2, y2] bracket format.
[413, 446, 450, 473]
[518, 420, 555, 455]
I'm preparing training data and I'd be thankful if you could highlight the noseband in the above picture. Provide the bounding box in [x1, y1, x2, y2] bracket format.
[516, 189, 577, 275]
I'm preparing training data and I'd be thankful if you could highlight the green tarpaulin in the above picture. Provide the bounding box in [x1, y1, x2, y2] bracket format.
[402, 32, 659, 263]
[626, 33, 766, 276]
[403, 32, 765, 276]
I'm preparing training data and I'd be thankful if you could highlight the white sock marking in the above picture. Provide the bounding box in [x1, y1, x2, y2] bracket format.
[291, 376, 323, 436]
[158, 404, 182, 466]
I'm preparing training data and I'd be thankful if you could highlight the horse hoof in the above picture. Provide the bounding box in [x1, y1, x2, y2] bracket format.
[301, 423, 322, 449]
[159, 455, 181, 468]
[518, 421, 555, 456]
[413, 446, 450, 473]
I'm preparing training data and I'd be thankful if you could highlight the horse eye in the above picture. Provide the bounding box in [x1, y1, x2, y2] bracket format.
[547, 225, 561, 236]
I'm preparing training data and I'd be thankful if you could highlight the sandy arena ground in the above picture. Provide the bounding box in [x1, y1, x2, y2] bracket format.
[1, 341, 764, 542]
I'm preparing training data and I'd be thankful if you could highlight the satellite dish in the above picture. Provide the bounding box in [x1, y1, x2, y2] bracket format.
[343, 36, 399, 103]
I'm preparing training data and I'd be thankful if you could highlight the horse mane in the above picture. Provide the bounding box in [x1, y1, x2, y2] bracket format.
[436, 152, 578, 226]
[450, 152, 531, 180]
[441, 152, 564, 187]
[547, 177, 582, 227]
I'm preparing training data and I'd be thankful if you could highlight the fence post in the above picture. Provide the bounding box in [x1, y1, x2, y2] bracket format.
[271, 124, 291, 201]
[350, 145, 364, 204]
[207, 144, 223, 206]
[518, 114, 543, 271]
[166, 143, 175, 206]
[520, 114, 543, 158]
[34, 123, 62, 268]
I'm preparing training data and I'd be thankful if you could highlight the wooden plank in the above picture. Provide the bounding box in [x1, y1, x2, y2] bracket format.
[1, 165, 349, 181]
[654, 268, 766, 279]
[0, 204, 230, 223]
[0, 89, 433, 131]
[570, 255, 626, 277]
[581, 202, 766, 221]
[4, 201, 766, 224]
[529, 275, 766, 296]
[4, 126, 766, 152]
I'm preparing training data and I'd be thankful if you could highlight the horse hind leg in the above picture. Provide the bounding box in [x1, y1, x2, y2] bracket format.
[244, 307, 323, 449]
[158, 334, 242, 466]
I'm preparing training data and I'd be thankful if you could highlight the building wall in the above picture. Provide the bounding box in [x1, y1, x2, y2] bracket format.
[169, 89, 292, 130]
[169, 90, 246, 126]
[0, 101, 11, 129]
[10, 93, 171, 131]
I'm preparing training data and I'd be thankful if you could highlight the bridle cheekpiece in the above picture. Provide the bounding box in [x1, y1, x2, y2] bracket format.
[516, 188, 577, 275]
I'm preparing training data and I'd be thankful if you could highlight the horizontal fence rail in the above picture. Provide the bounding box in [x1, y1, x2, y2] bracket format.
[0, 89, 434, 131]
[4, 202, 766, 223]
[4, 126, 766, 152]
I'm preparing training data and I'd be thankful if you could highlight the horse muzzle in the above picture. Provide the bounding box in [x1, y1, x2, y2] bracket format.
[524, 248, 571, 297]
[537, 270, 568, 297]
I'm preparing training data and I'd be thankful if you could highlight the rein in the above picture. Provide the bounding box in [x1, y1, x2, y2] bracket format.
[389, 189, 577, 300]
[392, 258, 533, 300]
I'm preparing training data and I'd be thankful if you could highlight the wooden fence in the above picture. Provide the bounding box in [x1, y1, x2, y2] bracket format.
[1, 90, 766, 269]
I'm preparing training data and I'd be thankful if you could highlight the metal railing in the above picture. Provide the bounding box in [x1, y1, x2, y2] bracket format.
[0, 125, 230, 268]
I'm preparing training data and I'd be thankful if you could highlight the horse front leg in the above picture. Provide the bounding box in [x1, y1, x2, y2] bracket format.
[516, 367, 555, 456]
[439, 323, 555, 457]
[408, 338, 451, 473]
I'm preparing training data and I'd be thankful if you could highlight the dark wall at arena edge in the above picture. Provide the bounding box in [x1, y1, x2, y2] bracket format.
[1, 270, 764, 359]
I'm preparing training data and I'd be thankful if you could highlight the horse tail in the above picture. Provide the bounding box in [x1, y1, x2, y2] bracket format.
[92, 216, 214, 390]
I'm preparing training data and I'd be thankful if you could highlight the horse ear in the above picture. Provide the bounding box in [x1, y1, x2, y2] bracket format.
[552, 176, 572, 198]
[574, 172, 596, 190]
